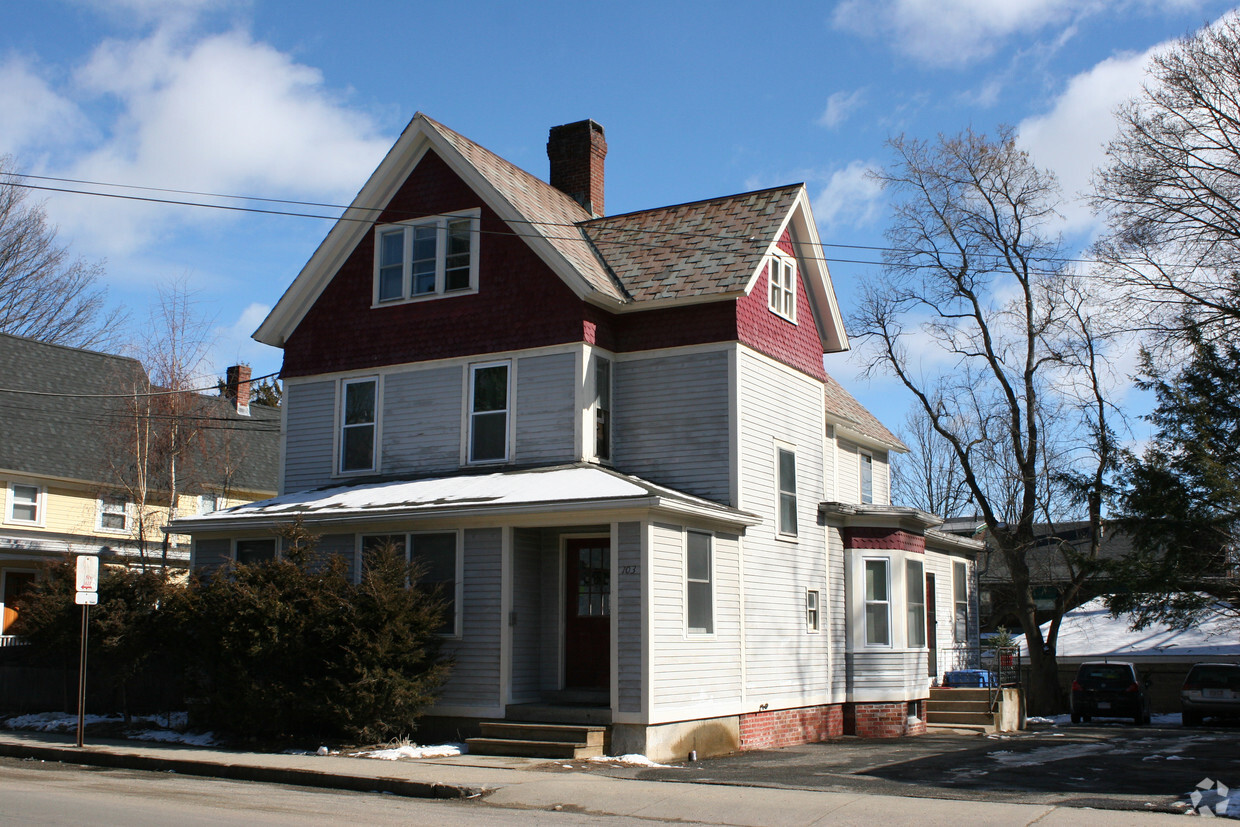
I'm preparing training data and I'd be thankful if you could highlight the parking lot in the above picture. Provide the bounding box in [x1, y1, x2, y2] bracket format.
[580, 721, 1240, 813]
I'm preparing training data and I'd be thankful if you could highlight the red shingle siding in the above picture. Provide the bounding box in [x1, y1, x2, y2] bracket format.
[843, 528, 926, 553]
[585, 302, 740, 355]
[738, 704, 844, 750]
[843, 701, 927, 738]
[736, 230, 826, 381]
[281, 150, 587, 378]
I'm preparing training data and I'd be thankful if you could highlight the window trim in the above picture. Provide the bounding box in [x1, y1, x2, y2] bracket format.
[5, 482, 45, 527]
[954, 560, 969, 642]
[906, 558, 926, 649]
[97, 494, 129, 534]
[767, 250, 797, 322]
[863, 556, 892, 648]
[776, 443, 798, 538]
[859, 450, 874, 504]
[806, 588, 821, 633]
[338, 376, 380, 476]
[467, 360, 511, 465]
[360, 530, 463, 638]
[592, 354, 612, 463]
[685, 530, 714, 636]
[371, 209, 480, 306]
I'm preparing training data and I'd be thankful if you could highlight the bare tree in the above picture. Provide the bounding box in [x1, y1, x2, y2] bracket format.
[854, 128, 1120, 714]
[891, 405, 973, 519]
[0, 156, 124, 349]
[1091, 16, 1240, 347]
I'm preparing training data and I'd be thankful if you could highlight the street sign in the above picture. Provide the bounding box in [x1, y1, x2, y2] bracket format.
[74, 592, 98, 605]
[75, 555, 99, 592]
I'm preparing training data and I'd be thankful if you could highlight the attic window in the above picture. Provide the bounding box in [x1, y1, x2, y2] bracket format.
[374, 210, 479, 304]
[767, 251, 796, 321]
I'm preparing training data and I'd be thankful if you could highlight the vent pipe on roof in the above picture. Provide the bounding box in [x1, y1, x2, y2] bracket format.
[547, 119, 607, 217]
[224, 364, 251, 417]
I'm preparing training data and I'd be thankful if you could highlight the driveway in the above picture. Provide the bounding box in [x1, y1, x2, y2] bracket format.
[577, 722, 1240, 813]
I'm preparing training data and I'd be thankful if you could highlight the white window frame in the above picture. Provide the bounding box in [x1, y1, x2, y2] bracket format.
[5, 482, 44, 527]
[776, 444, 798, 538]
[954, 560, 969, 642]
[372, 210, 480, 305]
[685, 530, 714, 635]
[859, 450, 874, 504]
[467, 360, 511, 465]
[806, 588, 821, 633]
[592, 355, 612, 463]
[767, 250, 797, 322]
[97, 494, 129, 534]
[863, 557, 892, 648]
[338, 376, 379, 475]
[906, 558, 926, 649]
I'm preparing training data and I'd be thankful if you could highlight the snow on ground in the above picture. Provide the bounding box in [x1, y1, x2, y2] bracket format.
[355, 743, 467, 760]
[587, 753, 672, 767]
[3, 711, 215, 745]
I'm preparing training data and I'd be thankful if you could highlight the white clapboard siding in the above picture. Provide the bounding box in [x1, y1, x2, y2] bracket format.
[192, 537, 232, 572]
[380, 366, 462, 476]
[846, 650, 930, 697]
[737, 350, 831, 702]
[437, 528, 502, 708]
[514, 353, 578, 465]
[282, 379, 336, 493]
[827, 525, 848, 697]
[613, 350, 731, 504]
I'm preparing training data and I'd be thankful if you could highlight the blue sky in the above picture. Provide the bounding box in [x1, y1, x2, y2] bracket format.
[1, 0, 1235, 436]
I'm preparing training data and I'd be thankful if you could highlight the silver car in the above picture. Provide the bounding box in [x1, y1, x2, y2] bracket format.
[1181, 663, 1240, 726]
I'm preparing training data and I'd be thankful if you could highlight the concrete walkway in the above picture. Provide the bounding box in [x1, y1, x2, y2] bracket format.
[0, 729, 1194, 825]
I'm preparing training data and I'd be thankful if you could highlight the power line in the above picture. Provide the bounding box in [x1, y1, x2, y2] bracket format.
[0, 371, 281, 399]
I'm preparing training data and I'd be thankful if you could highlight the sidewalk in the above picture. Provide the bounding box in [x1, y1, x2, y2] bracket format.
[0, 728, 1193, 825]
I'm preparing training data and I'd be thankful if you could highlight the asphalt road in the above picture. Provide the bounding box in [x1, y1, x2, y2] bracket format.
[581, 723, 1240, 813]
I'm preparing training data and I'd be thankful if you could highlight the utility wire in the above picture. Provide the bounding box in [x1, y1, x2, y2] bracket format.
[0, 371, 281, 399]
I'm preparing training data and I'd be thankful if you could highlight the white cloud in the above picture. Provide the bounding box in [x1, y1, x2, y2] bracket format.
[0, 56, 92, 157]
[812, 160, 885, 230]
[817, 88, 866, 129]
[208, 301, 279, 377]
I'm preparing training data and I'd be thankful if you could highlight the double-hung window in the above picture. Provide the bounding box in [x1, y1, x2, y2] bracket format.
[954, 561, 969, 642]
[339, 378, 378, 474]
[374, 212, 479, 303]
[864, 558, 891, 646]
[362, 532, 460, 636]
[907, 559, 926, 648]
[806, 589, 821, 632]
[593, 356, 611, 462]
[7, 483, 42, 525]
[469, 362, 509, 463]
[236, 538, 276, 565]
[768, 251, 796, 321]
[860, 451, 873, 504]
[686, 530, 713, 634]
[777, 446, 797, 537]
[98, 495, 128, 532]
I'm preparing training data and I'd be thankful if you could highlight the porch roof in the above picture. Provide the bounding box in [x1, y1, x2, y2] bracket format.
[170, 463, 760, 532]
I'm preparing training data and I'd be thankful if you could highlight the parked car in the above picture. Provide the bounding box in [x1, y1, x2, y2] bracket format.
[1070, 661, 1151, 725]
[1181, 663, 1240, 726]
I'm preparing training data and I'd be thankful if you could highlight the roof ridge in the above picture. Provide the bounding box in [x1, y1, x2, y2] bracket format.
[579, 183, 804, 226]
[0, 331, 144, 366]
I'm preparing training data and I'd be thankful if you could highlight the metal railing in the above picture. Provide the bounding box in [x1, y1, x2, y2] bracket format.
[0, 635, 28, 648]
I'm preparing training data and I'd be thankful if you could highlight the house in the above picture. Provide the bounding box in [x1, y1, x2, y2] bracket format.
[171, 115, 982, 759]
[0, 334, 280, 642]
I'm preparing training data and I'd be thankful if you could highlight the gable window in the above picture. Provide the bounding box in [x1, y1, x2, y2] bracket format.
[686, 530, 713, 634]
[860, 451, 873, 504]
[340, 378, 378, 473]
[236, 538, 276, 565]
[777, 446, 797, 537]
[7, 483, 42, 525]
[374, 212, 479, 304]
[907, 559, 926, 647]
[469, 362, 510, 463]
[98, 495, 128, 532]
[767, 251, 797, 321]
[593, 355, 611, 462]
[954, 561, 969, 642]
[806, 588, 821, 633]
[864, 558, 891, 646]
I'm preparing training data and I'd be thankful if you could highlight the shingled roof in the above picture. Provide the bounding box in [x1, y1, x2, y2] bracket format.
[0, 333, 279, 495]
[823, 371, 907, 451]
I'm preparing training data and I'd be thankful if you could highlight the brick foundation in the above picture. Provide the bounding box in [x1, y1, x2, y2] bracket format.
[843, 700, 927, 738]
[738, 704, 844, 750]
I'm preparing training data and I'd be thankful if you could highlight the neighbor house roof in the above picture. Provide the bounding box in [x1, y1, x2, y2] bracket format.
[1017, 597, 1240, 660]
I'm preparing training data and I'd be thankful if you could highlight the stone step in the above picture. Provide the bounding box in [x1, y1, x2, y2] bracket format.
[465, 737, 605, 760]
[478, 722, 606, 746]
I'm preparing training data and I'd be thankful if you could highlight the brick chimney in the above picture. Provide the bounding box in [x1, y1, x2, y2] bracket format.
[224, 365, 251, 416]
[547, 120, 607, 217]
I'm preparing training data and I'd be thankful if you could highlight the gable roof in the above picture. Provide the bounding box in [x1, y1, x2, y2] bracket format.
[255, 114, 847, 353]
[0, 333, 279, 495]
[823, 371, 907, 452]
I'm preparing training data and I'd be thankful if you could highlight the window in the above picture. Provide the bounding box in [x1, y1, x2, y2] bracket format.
[860, 451, 873, 504]
[374, 213, 478, 303]
[593, 356, 611, 461]
[907, 559, 926, 648]
[777, 447, 797, 536]
[864, 558, 891, 646]
[340, 378, 377, 473]
[767, 251, 796, 321]
[98, 495, 128, 532]
[7, 483, 42, 525]
[199, 493, 219, 515]
[806, 589, 820, 632]
[362, 532, 459, 636]
[236, 538, 276, 565]
[686, 530, 713, 634]
[954, 561, 969, 641]
[469, 362, 509, 463]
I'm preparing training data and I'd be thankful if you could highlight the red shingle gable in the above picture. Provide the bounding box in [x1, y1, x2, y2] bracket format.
[736, 231, 827, 382]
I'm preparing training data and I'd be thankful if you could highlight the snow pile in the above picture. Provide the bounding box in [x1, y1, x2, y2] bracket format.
[130, 728, 217, 746]
[356, 743, 466, 760]
[587, 753, 670, 767]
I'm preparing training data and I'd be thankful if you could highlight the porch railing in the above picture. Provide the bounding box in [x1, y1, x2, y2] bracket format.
[0, 635, 27, 648]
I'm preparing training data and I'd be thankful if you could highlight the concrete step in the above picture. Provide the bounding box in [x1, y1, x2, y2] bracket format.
[465, 737, 605, 760]
[478, 722, 605, 746]
[926, 722, 994, 734]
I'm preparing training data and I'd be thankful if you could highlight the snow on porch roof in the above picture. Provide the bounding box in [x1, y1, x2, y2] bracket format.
[171, 464, 759, 531]
[1016, 597, 1240, 660]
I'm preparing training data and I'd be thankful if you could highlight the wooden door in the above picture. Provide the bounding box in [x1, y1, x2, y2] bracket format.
[564, 539, 610, 689]
[926, 573, 938, 679]
[2, 571, 36, 635]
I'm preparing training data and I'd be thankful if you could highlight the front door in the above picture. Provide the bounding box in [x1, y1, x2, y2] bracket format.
[564, 538, 610, 690]
[926, 573, 938, 679]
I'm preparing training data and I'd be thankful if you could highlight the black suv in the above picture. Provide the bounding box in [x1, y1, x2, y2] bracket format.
[1181, 663, 1240, 726]
[1070, 661, 1151, 725]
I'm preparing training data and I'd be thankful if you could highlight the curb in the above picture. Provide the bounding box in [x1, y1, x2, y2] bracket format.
[0, 741, 488, 800]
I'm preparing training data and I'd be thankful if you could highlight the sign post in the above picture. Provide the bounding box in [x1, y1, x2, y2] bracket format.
[74, 555, 99, 748]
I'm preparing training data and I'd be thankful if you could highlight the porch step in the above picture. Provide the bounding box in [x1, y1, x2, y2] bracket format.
[466, 722, 608, 759]
[505, 703, 612, 725]
[925, 687, 995, 729]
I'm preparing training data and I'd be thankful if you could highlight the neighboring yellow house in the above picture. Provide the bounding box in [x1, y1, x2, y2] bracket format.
[0, 334, 279, 641]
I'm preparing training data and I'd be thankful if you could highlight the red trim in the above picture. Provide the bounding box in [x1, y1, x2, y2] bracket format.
[843, 527, 926, 553]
